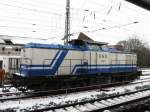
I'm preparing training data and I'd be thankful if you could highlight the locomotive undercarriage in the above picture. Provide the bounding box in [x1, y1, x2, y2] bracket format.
[12, 71, 141, 91]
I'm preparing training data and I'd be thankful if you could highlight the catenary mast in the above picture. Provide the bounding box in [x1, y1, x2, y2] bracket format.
[64, 0, 70, 44]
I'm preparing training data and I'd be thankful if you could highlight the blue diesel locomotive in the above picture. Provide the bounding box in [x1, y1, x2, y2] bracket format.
[12, 37, 141, 90]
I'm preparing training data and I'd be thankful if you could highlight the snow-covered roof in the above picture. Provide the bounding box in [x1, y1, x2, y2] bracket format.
[0, 35, 47, 45]
[12, 38, 46, 45]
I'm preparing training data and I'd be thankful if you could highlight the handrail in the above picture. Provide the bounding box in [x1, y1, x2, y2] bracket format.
[42, 59, 88, 75]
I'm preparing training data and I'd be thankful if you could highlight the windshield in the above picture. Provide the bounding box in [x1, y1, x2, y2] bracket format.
[88, 44, 102, 51]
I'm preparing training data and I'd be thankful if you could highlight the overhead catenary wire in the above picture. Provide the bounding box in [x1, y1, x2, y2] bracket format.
[71, 21, 139, 34]
[0, 0, 112, 31]
[0, 0, 148, 21]
[4, 0, 66, 15]
[0, 16, 142, 37]
[0, 1, 63, 16]
[109, 0, 150, 19]
[45, 21, 140, 40]
[36, 20, 150, 40]
[0, 15, 105, 31]
[0, 8, 142, 29]
[80, 0, 150, 21]
[70, 6, 146, 25]
[0, 21, 147, 42]
[8, 0, 65, 8]
[0, 0, 149, 42]
[0, 25, 63, 30]
[0, 0, 144, 27]
[0, 14, 65, 26]
[0, 0, 118, 21]
[2, 12, 142, 40]
[0, 18, 64, 29]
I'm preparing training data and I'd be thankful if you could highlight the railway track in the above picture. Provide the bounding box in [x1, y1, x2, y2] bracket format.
[1, 78, 150, 102]
[30, 88, 150, 112]
[0, 81, 128, 102]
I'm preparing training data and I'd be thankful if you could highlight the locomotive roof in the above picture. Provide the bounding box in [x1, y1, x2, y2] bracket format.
[68, 39, 108, 46]
[24, 39, 108, 50]
[24, 42, 85, 50]
[24, 42, 135, 54]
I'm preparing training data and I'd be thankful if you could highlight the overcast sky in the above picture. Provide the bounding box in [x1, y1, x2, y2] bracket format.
[0, 0, 150, 45]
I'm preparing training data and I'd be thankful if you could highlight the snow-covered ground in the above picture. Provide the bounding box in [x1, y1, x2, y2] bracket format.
[0, 68, 150, 111]
[0, 86, 18, 94]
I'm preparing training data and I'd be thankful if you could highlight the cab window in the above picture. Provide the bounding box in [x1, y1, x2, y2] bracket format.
[101, 45, 109, 51]
[88, 44, 102, 51]
[70, 40, 86, 49]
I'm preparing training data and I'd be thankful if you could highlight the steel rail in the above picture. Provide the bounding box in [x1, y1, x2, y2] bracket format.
[30, 88, 150, 112]
[1, 78, 150, 102]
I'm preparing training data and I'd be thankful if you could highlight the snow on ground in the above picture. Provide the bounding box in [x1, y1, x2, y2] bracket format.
[0, 68, 150, 111]
[0, 86, 18, 94]
[142, 68, 150, 75]
[139, 68, 150, 80]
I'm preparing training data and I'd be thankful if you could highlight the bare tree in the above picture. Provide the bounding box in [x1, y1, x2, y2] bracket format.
[117, 35, 145, 52]
[117, 35, 150, 67]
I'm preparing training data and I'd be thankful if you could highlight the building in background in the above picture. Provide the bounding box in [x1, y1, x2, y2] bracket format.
[0, 35, 46, 74]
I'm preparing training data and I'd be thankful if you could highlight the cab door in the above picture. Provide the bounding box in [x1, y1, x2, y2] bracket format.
[90, 51, 97, 72]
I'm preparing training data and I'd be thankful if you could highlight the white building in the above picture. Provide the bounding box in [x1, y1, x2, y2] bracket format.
[0, 35, 46, 74]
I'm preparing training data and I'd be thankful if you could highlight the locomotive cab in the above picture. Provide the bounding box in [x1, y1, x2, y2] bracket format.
[68, 39, 87, 50]
[68, 39, 108, 51]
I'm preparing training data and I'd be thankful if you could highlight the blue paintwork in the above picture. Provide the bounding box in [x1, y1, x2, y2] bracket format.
[74, 67, 137, 75]
[71, 64, 137, 75]
[20, 63, 137, 77]
[24, 43, 87, 51]
[20, 50, 68, 76]
[24, 43, 133, 53]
